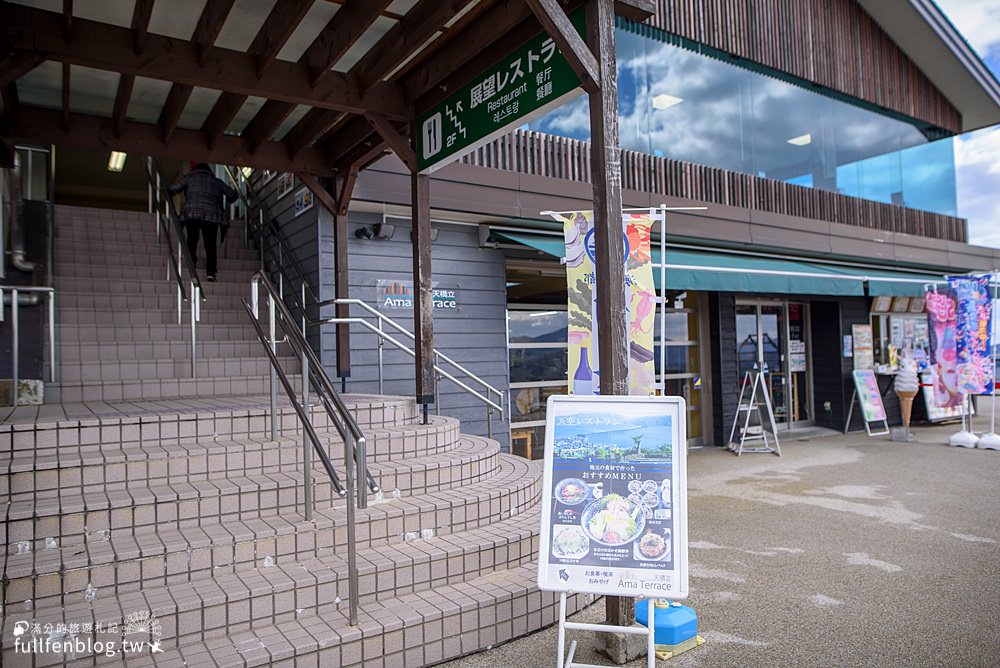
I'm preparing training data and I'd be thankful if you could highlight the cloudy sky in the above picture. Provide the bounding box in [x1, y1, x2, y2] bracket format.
[935, 0, 1000, 248]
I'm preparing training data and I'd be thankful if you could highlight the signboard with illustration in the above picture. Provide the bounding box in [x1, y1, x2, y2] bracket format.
[550, 210, 659, 397]
[293, 187, 314, 216]
[376, 279, 458, 310]
[852, 370, 887, 422]
[851, 324, 874, 371]
[949, 276, 994, 395]
[537, 395, 688, 599]
[926, 288, 962, 408]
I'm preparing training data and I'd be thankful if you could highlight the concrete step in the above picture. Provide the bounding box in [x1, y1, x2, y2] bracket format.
[51, 373, 304, 403]
[57, 306, 258, 327]
[4, 531, 576, 668]
[57, 290, 257, 314]
[0, 418, 464, 500]
[3, 447, 531, 550]
[52, 277, 253, 298]
[59, 339, 287, 363]
[54, 256, 261, 278]
[57, 356, 299, 385]
[3, 395, 421, 452]
[57, 322, 261, 345]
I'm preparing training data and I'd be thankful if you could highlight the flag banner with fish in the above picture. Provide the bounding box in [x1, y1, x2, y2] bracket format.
[551, 209, 658, 396]
[537, 395, 689, 598]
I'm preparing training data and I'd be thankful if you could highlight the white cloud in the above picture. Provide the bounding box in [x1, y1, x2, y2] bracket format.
[934, 0, 1000, 58]
[955, 127, 1000, 247]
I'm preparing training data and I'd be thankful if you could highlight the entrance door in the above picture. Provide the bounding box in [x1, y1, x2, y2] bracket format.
[734, 302, 812, 428]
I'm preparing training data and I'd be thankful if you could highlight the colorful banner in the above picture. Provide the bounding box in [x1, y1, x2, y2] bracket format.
[537, 395, 689, 598]
[949, 276, 994, 395]
[852, 370, 887, 422]
[926, 287, 962, 408]
[554, 210, 658, 396]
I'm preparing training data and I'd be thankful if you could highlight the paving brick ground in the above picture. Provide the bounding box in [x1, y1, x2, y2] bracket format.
[442, 423, 1000, 668]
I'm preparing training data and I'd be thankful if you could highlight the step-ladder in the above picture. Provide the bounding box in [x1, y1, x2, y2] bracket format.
[727, 369, 781, 456]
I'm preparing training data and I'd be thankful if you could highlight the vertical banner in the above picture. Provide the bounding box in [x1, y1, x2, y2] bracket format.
[926, 288, 962, 408]
[949, 276, 994, 395]
[554, 210, 657, 396]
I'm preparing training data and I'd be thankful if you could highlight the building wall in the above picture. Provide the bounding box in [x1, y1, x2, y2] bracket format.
[644, 0, 960, 132]
[709, 293, 738, 445]
[317, 211, 511, 446]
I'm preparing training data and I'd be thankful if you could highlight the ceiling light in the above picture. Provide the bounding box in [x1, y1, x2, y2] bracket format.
[651, 94, 683, 110]
[787, 133, 812, 146]
[107, 151, 127, 172]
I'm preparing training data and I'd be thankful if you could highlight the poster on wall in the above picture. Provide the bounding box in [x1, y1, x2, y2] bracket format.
[852, 370, 887, 422]
[293, 187, 314, 216]
[550, 210, 659, 397]
[949, 276, 994, 395]
[276, 173, 294, 199]
[851, 324, 874, 370]
[926, 288, 962, 408]
[537, 395, 688, 599]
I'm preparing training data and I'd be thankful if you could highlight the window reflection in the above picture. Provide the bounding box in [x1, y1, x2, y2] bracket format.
[525, 23, 957, 216]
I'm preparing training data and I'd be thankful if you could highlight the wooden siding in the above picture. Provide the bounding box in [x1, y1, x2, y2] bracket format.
[643, 0, 961, 133]
[460, 130, 968, 242]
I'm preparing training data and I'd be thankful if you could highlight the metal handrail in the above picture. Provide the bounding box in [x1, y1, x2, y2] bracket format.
[145, 158, 207, 303]
[246, 271, 375, 627]
[323, 298, 505, 439]
[251, 272, 378, 496]
[1, 285, 56, 406]
[222, 166, 319, 312]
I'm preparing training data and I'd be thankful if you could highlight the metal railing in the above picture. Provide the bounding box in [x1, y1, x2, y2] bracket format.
[222, 165, 317, 327]
[323, 298, 506, 438]
[244, 271, 378, 626]
[144, 157, 205, 378]
[1, 285, 56, 406]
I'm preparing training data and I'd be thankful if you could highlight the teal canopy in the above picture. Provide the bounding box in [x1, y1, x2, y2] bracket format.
[494, 230, 945, 297]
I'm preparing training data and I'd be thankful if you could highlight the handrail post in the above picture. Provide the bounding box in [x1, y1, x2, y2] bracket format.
[488, 407, 494, 440]
[302, 352, 313, 521]
[48, 292, 56, 383]
[356, 435, 368, 511]
[269, 293, 278, 441]
[344, 427, 359, 626]
[190, 281, 198, 378]
[435, 372, 441, 416]
[278, 244, 283, 298]
[377, 319, 384, 395]
[11, 289, 18, 407]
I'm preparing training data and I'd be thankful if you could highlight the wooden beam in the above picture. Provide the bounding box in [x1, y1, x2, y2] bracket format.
[251, 0, 314, 78]
[0, 52, 44, 90]
[303, 0, 392, 86]
[526, 0, 600, 94]
[131, 0, 155, 54]
[363, 113, 415, 171]
[405, 0, 534, 103]
[337, 140, 388, 176]
[60, 62, 70, 130]
[1, 83, 20, 130]
[242, 1, 390, 155]
[324, 116, 374, 161]
[192, 0, 237, 67]
[613, 0, 654, 21]
[158, 83, 192, 143]
[112, 73, 134, 138]
[285, 109, 344, 160]
[0, 138, 14, 169]
[2, 3, 409, 120]
[296, 172, 338, 216]
[335, 165, 359, 216]
[354, 0, 476, 94]
[583, 0, 629, 625]
[6, 106, 334, 175]
[410, 169, 435, 408]
[62, 0, 72, 39]
[334, 203, 351, 378]
[201, 92, 244, 149]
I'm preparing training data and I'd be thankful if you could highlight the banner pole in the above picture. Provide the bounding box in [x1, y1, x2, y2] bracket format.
[979, 271, 1000, 449]
[659, 207, 666, 396]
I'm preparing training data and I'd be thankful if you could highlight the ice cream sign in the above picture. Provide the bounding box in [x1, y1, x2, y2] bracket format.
[537, 395, 689, 598]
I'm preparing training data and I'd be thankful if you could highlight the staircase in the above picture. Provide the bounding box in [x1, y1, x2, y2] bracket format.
[1, 204, 587, 666]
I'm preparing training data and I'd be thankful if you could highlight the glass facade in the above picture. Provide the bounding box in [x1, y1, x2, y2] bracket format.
[524, 24, 957, 216]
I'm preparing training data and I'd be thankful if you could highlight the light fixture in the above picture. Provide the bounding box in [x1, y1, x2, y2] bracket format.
[373, 223, 395, 239]
[651, 94, 683, 110]
[786, 133, 812, 146]
[107, 151, 127, 172]
[354, 226, 374, 239]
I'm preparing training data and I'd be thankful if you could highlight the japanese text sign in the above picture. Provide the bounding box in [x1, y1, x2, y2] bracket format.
[416, 9, 586, 172]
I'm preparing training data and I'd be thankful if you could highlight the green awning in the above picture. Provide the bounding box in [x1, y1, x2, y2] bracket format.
[494, 230, 947, 298]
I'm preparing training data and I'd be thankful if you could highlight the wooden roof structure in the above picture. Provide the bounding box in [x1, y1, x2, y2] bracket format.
[0, 0, 650, 180]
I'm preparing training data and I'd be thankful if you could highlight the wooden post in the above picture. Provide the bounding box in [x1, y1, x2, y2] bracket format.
[334, 205, 351, 379]
[586, 0, 631, 627]
[410, 170, 436, 411]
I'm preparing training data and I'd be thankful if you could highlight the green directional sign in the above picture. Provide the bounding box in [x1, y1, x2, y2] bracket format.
[416, 8, 586, 173]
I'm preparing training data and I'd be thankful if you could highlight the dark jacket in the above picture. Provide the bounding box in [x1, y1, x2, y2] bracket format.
[167, 167, 238, 226]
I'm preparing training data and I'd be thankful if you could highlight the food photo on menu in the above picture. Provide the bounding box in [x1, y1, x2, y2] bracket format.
[548, 405, 675, 571]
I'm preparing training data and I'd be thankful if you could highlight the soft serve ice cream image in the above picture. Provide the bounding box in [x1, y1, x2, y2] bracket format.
[894, 353, 920, 428]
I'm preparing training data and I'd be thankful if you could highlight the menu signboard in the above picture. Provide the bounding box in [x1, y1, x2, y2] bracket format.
[852, 370, 887, 422]
[537, 395, 688, 599]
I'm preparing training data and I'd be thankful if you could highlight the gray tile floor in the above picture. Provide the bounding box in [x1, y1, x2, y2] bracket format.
[442, 423, 1000, 668]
